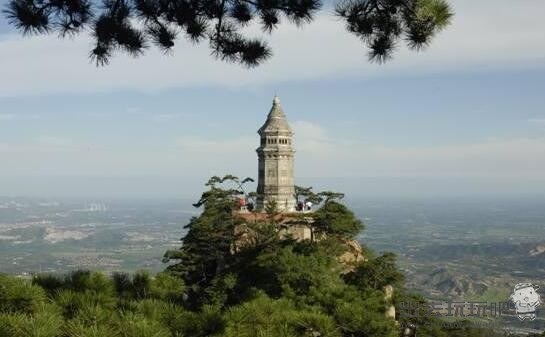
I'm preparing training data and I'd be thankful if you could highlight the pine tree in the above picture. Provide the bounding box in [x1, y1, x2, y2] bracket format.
[312, 200, 364, 237]
[164, 175, 246, 308]
[3, 0, 452, 66]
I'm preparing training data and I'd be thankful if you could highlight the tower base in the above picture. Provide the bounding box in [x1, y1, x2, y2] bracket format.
[256, 194, 296, 213]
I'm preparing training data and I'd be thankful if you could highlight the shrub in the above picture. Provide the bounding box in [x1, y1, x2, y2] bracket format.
[0, 274, 46, 314]
[313, 201, 364, 236]
[0, 305, 63, 337]
[150, 273, 185, 302]
[115, 312, 171, 337]
[32, 274, 64, 297]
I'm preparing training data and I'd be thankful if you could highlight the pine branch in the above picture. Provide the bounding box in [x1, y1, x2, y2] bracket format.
[3, 0, 452, 66]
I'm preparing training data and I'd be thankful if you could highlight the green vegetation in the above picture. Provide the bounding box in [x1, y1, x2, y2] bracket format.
[4, 0, 452, 66]
[0, 176, 509, 336]
[313, 200, 363, 237]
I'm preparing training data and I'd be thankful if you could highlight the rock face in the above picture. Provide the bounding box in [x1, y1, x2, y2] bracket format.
[529, 244, 545, 257]
[384, 285, 396, 320]
[231, 213, 316, 252]
[337, 239, 367, 272]
[234, 212, 314, 241]
[234, 212, 367, 269]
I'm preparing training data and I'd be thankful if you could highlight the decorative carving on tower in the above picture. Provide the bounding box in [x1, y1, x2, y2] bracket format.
[256, 96, 296, 212]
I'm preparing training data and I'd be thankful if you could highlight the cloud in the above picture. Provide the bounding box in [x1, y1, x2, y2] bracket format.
[0, 0, 544, 97]
[0, 121, 544, 196]
[0, 113, 38, 121]
[2, 121, 543, 180]
[176, 136, 254, 153]
[0, 136, 97, 153]
[0, 113, 15, 120]
[529, 118, 545, 126]
[291, 121, 545, 179]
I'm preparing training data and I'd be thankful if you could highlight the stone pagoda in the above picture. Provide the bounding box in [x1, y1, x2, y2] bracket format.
[255, 96, 296, 212]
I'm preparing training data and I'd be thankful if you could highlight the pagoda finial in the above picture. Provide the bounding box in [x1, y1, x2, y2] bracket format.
[273, 94, 280, 105]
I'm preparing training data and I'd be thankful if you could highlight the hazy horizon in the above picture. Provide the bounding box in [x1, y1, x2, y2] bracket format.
[1, 0, 545, 198]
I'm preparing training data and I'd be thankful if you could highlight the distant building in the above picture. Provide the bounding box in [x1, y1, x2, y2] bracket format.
[256, 96, 296, 212]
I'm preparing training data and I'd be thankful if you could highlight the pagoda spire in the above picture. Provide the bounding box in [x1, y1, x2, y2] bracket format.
[258, 95, 292, 135]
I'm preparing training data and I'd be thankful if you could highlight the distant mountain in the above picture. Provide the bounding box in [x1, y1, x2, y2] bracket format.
[423, 267, 489, 297]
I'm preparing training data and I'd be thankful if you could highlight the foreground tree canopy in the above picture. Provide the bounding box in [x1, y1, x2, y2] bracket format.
[3, 0, 452, 66]
[0, 175, 499, 337]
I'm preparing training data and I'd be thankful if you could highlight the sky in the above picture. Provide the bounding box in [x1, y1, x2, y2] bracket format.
[0, 0, 545, 199]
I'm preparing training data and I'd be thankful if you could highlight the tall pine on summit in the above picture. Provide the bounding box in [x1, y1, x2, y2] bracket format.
[4, 0, 452, 66]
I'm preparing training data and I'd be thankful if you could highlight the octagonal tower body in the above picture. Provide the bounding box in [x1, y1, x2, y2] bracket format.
[256, 96, 296, 212]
